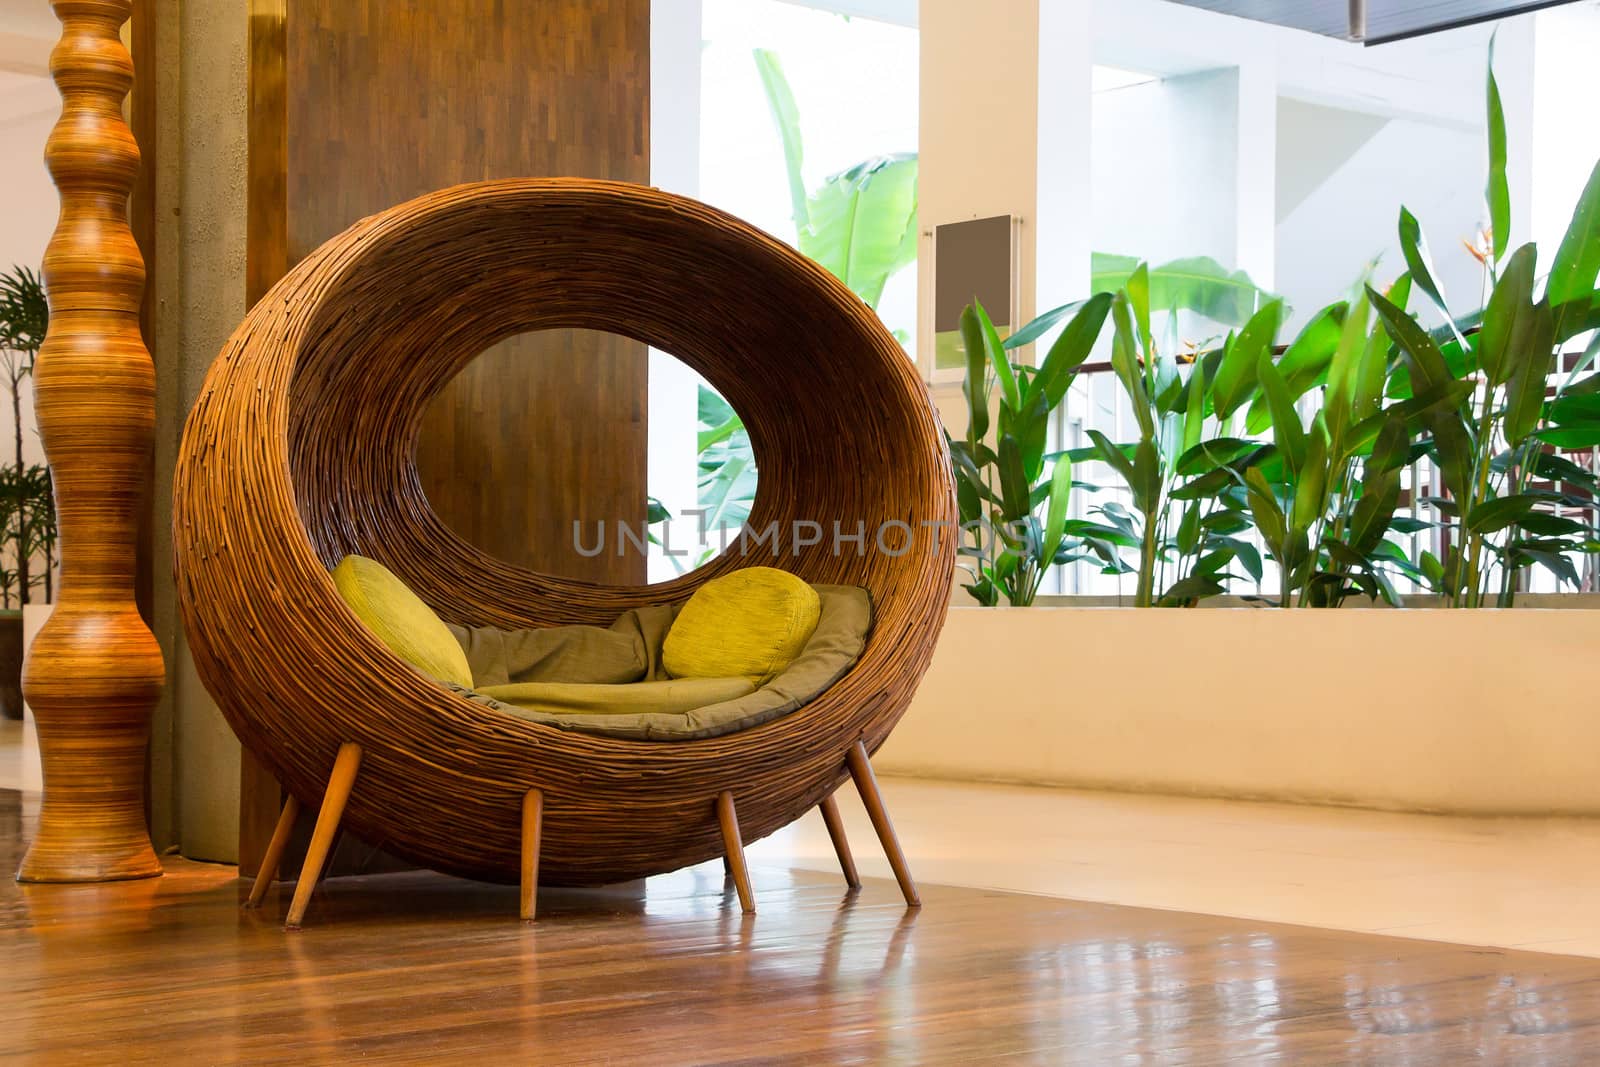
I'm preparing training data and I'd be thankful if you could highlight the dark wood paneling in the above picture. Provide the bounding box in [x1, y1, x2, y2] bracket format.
[242, 0, 649, 870]
[416, 329, 649, 582]
[283, 0, 650, 583]
[239, 0, 289, 880]
[6, 788, 1600, 1062]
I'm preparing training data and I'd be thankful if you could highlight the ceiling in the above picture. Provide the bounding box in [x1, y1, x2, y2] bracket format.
[1163, 0, 1580, 44]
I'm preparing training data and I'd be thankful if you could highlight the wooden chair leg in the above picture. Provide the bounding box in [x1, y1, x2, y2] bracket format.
[818, 793, 861, 890]
[244, 792, 301, 908]
[285, 743, 362, 930]
[520, 788, 543, 921]
[715, 790, 755, 914]
[845, 741, 920, 908]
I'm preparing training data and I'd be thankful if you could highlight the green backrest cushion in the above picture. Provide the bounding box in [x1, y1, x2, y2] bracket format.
[662, 566, 821, 685]
[332, 554, 474, 689]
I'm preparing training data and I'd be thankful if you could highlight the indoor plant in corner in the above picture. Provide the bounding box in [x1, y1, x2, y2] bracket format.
[0, 265, 55, 720]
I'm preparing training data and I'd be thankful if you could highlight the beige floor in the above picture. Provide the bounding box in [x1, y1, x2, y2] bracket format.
[5, 718, 1597, 958]
[748, 776, 1600, 959]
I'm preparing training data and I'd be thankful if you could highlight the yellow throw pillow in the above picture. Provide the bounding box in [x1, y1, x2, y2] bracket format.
[332, 555, 473, 689]
[663, 567, 821, 686]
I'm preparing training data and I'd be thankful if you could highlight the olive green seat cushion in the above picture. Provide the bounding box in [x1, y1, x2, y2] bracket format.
[478, 677, 755, 716]
[333, 554, 473, 688]
[662, 566, 821, 685]
[448, 584, 872, 741]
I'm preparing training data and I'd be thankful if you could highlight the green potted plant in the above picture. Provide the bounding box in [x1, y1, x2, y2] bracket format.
[0, 266, 53, 720]
[883, 44, 1600, 814]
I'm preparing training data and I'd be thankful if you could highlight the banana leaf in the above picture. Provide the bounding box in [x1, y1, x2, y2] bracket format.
[801, 154, 919, 310]
[1092, 253, 1278, 328]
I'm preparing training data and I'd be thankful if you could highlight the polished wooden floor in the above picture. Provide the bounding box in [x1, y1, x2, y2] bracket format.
[3, 790, 1598, 1064]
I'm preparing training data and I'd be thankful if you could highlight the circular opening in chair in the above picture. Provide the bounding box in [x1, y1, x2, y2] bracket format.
[414, 330, 760, 584]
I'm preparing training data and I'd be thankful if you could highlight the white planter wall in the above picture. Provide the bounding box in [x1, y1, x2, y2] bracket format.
[878, 606, 1600, 816]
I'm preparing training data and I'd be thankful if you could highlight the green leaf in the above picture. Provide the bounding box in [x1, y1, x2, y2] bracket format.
[1110, 292, 1155, 438]
[800, 154, 919, 310]
[1221, 537, 1264, 582]
[1518, 513, 1588, 537]
[997, 434, 1030, 520]
[1213, 300, 1283, 419]
[1502, 299, 1555, 445]
[1005, 299, 1086, 349]
[1514, 546, 1582, 589]
[959, 305, 990, 444]
[1131, 437, 1163, 518]
[965, 576, 998, 606]
[1548, 156, 1600, 329]
[1347, 465, 1401, 555]
[1548, 393, 1600, 425]
[1366, 411, 1411, 474]
[1276, 302, 1346, 398]
[1477, 243, 1538, 388]
[1091, 253, 1278, 328]
[1040, 455, 1073, 564]
[1127, 261, 1152, 356]
[1182, 360, 1208, 456]
[1426, 409, 1476, 515]
[1324, 291, 1370, 440]
[1159, 574, 1227, 605]
[1398, 206, 1452, 321]
[1532, 449, 1600, 487]
[1087, 429, 1139, 493]
[0, 266, 46, 357]
[1258, 348, 1307, 476]
[697, 412, 745, 454]
[1537, 422, 1600, 449]
[1485, 35, 1510, 262]
[752, 49, 809, 235]
[1026, 292, 1112, 411]
[1291, 414, 1330, 532]
[1175, 502, 1201, 555]
[1369, 286, 1453, 396]
[1245, 467, 1288, 550]
[948, 440, 999, 504]
[1244, 303, 1345, 434]
[977, 301, 1021, 415]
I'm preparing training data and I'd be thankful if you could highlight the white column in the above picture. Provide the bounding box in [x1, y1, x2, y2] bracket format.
[649, 0, 705, 580]
[918, 0, 1041, 393]
[1234, 58, 1279, 290]
[1531, 6, 1595, 262]
[1035, 0, 1094, 322]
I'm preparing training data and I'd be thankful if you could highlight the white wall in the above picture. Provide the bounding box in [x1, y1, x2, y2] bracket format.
[1091, 68, 1242, 269]
[1533, 2, 1600, 272]
[0, 67, 57, 472]
[1276, 102, 1485, 331]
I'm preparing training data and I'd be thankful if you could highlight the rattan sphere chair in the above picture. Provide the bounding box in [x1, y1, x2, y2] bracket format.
[174, 179, 955, 928]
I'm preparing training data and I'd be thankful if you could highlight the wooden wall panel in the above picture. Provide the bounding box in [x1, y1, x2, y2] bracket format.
[241, 0, 650, 874]
[282, 0, 650, 583]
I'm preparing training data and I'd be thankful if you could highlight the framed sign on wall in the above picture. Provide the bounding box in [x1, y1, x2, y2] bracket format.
[928, 214, 1020, 384]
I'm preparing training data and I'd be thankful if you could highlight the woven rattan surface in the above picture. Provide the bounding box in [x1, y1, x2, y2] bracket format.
[174, 179, 955, 885]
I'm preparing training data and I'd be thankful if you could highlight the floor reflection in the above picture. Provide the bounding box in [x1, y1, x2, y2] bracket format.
[4, 788, 1600, 1063]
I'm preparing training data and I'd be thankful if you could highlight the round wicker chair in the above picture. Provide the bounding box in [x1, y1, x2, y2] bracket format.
[173, 179, 955, 927]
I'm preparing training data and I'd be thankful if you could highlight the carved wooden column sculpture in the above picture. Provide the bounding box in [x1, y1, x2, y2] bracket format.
[16, 0, 164, 883]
